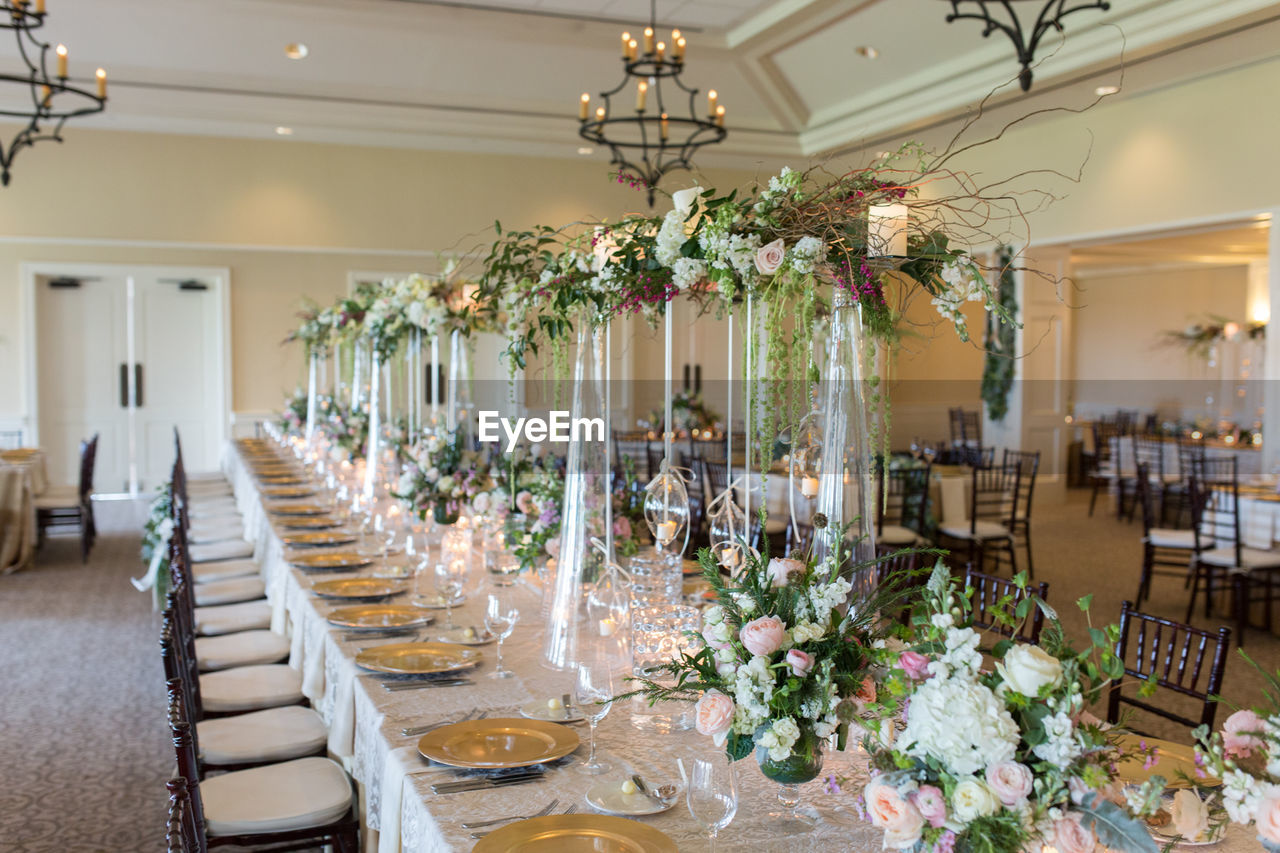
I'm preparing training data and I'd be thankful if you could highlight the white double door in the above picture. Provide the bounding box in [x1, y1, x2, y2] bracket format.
[30, 264, 229, 496]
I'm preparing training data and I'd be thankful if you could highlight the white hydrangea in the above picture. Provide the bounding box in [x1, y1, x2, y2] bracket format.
[671, 257, 706, 291]
[901, 673, 1020, 777]
[726, 232, 762, 277]
[789, 236, 825, 275]
[940, 625, 983, 675]
[698, 228, 732, 271]
[654, 209, 687, 267]
[1031, 711, 1083, 766]
[758, 716, 801, 762]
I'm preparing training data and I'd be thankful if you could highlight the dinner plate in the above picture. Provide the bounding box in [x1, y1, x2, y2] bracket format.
[268, 503, 330, 516]
[262, 486, 315, 499]
[435, 626, 497, 645]
[1115, 735, 1218, 788]
[282, 531, 356, 547]
[418, 718, 577, 769]
[326, 604, 433, 631]
[277, 516, 340, 530]
[290, 552, 372, 570]
[356, 641, 480, 676]
[585, 780, 676, 816]
[310, 578, 403, 600]
[1149, 821, 1227, 846]
[473, 814, 676, 853]
[519, 699, 585, 724]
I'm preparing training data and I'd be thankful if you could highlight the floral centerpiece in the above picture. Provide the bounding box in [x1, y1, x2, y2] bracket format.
[278, 386, 309, 435]
[325, 399, 370, 462]
[857, 565, 1160, 853]
[502, 452, 565, 570]
[395, 428, 492, 525]
[622, 525, 902, 824]
[1194, 654, 1280, 849]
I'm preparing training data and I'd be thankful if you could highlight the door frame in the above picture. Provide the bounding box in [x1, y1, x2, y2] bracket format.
[20, 261, 233, 493]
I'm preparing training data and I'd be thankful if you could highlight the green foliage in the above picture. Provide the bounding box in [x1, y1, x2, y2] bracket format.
[981, 247, 1018, 422]
[1077, 799, 1160, 853]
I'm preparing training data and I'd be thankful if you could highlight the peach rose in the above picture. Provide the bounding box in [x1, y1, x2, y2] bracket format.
[855, 676, 876, 706]
[785, 649, 814, 677]
[985, 761, 1033, 806]
[1257, 787, 1280, 845]
[755, 238, 786, 276]
[739, 615, 786, 657]
[864, 777, 924, 848]
[515, 490, 535, 514]
[1052, 812, 1096, 853]
[695, 689, 735, 746]
[766, 557, 804, 588]
[1223, 709, 1266, 759]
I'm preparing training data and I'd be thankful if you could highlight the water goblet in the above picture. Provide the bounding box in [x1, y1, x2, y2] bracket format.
[574, 662, 614, 775]
[684, 756, 738, 852]
[483, 591, 519, 679]
[434, 560, 466, 630]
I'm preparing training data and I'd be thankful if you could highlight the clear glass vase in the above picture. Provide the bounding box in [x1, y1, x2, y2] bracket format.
[542, 316, 612, 670]
[755, 723, 825, 830]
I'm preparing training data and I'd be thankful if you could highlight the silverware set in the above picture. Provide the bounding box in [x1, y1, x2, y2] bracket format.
[401, 708, 487, 737]
[381, 676, 472, 691]
[467, 801, 578, 838]
[430, 770, 546, 795]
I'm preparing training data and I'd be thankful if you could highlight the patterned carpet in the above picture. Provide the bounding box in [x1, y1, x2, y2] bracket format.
[0, 499, 169, 852]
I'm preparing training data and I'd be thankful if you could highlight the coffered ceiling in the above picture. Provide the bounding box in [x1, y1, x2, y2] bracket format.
[2, 0, 1279, 172]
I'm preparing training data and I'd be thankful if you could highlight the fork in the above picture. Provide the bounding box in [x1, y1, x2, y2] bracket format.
[461, 798, 560, 829]
[402, 709, 487, 737]
[470, 802, 573, 839]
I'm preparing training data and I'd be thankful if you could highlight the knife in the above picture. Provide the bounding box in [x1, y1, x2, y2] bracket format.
[382, 678, 472, 691]
[431, 773, 545, 794]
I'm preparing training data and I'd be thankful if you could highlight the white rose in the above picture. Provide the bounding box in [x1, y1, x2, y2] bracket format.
[996, 644, 1063, 697]
[472, 492, 491, 514]
[952, 778, 1000, 823]
[1169, 790, 1211, 841]
[437, 475, 455, 493]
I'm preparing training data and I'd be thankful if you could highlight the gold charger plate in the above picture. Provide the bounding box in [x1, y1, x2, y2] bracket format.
[310, 578, 403, 600]
[290, 552, 372, 570]
[357, 641, 480, 676]
[259, 474, 305, 485]
[326, 604, 433, 630]
[1115, 735, 1218, 788]
[282, 531, 356, 547]
[418, 717, 578, 769]
[278, 516, 340, 530]
[262, 486, 315, 499]
[268, 503, 330, 516]
[473, 814, 676, 853]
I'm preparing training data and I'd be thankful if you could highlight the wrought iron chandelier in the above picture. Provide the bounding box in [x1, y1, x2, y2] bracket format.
[1, 0, 107, 186]
[577, 0, 725, 207]
[941, 0, 1110, 92]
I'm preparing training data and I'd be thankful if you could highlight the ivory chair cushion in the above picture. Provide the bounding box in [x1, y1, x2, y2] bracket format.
[198, 705, 327, 766]
[190, 540, 255, 563]
[878, 524, 922, 547]
[200, 664, 303, 713]
[196, 630, 290, 671]
[1198, 547, 1280, 571]
[201, 757, 352, 837]
[1146, 529, 1196, 550]
[193, 575, 265, 607]
[191, 558, 258, 584]
[33, 491, 83, 511]
[194, 600, 272, 636]
[938, 520, 1013, 542]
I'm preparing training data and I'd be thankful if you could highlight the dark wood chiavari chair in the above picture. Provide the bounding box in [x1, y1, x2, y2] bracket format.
[875, 460, 931, 552]
[1002, 449, 1039, 577]
[612, 429, 652, 483]
[964, 566, 1048, 644]
[167, 777, 200, 853]
[1087, 420, 1128, 519]
[1133, 462, 1199, 606]
[34, 432, 98, 560]
[948, 407, 981, 448]
[937, 462, 1020, 575]
[875, 549, 925, 624]
[1130, 435, 1175, 523]
[1107, 600, 1231, 734]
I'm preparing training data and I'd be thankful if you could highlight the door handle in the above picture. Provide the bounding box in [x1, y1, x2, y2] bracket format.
[134, 364, 144, 407]
[119, 363, 128, 408]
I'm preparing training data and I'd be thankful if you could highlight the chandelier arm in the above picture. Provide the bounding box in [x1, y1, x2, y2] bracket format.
[1026, 0, 1110, 58]
[945, 1, 1018, 42]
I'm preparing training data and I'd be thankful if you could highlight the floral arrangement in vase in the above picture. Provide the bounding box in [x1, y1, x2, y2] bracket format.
[856, 564, 1161, 853]
[325, 399, 370, 462]
[1193, 653, 1280, 849]
[611, 454, 649, 559]
[278, 386, 309, 435]
[621, 525, 903, 825]
[503, 453, 565, 570]
[395, 427, 493, 525]
[642, 389, 722, 437]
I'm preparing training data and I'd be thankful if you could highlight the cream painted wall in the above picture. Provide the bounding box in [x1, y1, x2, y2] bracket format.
[0, 128, 759, 430]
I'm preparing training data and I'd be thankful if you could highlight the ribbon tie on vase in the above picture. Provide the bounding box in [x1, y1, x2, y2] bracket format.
[587, 536, 632, 637]
[131, 517, 175, 603]
[707, 477, 756, 575]
[643, 458, 693, 555]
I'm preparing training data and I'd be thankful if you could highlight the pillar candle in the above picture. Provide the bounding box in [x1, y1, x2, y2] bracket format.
[868, 203, 909, 257]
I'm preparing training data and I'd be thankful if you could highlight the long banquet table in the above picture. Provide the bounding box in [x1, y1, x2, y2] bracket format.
[223, 442, 882, 852]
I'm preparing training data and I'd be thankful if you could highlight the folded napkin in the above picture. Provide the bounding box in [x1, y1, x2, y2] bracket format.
[327, 664, 357, 760]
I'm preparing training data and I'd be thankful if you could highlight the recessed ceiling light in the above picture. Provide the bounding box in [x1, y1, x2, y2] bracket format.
[275, 126, 293, 136]
[1095, 84, 1119, 96]
[856, 46, 879, 59]
[284, 43, 309, 60]
[577, 146, 594, 156]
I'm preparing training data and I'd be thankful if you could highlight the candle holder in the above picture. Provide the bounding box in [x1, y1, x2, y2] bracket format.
[630, 604, 702, 732]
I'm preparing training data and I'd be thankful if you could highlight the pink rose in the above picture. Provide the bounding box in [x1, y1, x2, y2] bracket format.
[910, 784, 947, 828]
[864, 777, 924, 848]
[985, 761, 1033, 806]
[1256, 788, 1280, 844]
[1223, 709, 1266, 759]
[754, 238, 786, 276]
[766, 557, 804, 588]
[739, 615, 786, 657]
[785, 649, 814, 677]
[544, 537, 561, 559]
[695, 689, 735, 746]
[898, 650, 930, 680]
[613, 516, 632, 540]
[515, 490, 535, 514]
[1052, 812, 1096, 853]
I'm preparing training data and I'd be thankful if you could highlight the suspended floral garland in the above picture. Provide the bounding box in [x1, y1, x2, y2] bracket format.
[1162, 316, 1266, 360]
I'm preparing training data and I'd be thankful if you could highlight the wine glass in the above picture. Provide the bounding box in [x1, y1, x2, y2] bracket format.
[434, 559, 466, 630]
[574, 662, 614, 775]
[685, 756, 738, 852]
[484, 591, 519, 679]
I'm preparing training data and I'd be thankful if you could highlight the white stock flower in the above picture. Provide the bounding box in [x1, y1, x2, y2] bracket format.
[1031, 711, 1083, 766]
[1223, 769, 1263, 824]
[901, 673, 1019, 777]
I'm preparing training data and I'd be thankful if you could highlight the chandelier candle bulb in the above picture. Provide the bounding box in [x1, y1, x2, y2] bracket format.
[660, 112, 668, 140]
[627, 38, 637, 60]
[579, 93, 590, 120]
[35, 0, 43, 12]
[707, 89, 717, 116]
[595, 106, 605, 121]
[55, 43, 66, 77]
[643, 26, 654, 54]
[636, 80, 647, 112]
[40, 84, 50, 106]
[715, 105, 725, 127]
[96, 68, 105, 98]
[674, 36, 685, 61]
[620, 31, 630, 57]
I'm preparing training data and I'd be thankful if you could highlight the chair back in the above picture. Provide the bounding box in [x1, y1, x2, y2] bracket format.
[948, 407, 981, 447]
[77, 433, 99, 500]
[687, 437, 726, 465]
[167, 683, 210, 845]
[967, 462, 1020, 533]
[876, 460, 931, 538]
[964, 566, 1048, 643]
[1134, 462, 1160, 538]
[1176, 436, 1206, 482]
[166, 777, 204, 853]
[646, 444, 669, 478]
[1001, 449, 1039, 524]
[612, 430, 651, 482]
[1189, 457, 1242, 564]
[1133, 435, 1167, 482]
[1106, 600, 1231, 732]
